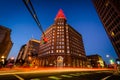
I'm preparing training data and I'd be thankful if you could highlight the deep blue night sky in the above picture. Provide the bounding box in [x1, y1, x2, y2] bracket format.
[0, 0, 118, 64]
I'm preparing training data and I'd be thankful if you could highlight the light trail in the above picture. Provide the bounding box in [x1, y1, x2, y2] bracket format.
[0, 67, 114, 76]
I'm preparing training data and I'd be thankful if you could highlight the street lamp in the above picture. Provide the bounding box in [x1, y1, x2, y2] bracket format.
[1, 56, 5, 64]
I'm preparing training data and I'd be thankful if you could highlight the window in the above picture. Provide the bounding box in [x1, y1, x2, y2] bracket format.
[57, 35, 59, 38]
[67, 50, 70, 53]
[59, 42, 61, 44]
[51, 50, 53, 53]
[67, 46, 69, 49]
[66, 36, 69, 38]
[62, 50, 64, 53]
[59, 46, 61, 48]
[52, 43, 54, 45]
[62, 35, 64, 37]
[59, 50, 61, 53]
[51, 46, 54, 49]
[62, 42, 64, 44]
[52, 39, 54, 42]
[62, 46, 64, 49]
[62, 38, 64, 41]
[56, 50, 58, 53]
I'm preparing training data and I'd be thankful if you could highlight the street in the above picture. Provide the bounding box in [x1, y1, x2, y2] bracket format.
[0, 68, 120, 80]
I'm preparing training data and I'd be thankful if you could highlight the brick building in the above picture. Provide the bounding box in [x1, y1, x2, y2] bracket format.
[38, 9, 87, 67]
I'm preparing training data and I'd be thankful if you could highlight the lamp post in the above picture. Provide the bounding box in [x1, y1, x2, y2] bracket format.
[1, 56, 5, 67]
[106, 54, 115, 68]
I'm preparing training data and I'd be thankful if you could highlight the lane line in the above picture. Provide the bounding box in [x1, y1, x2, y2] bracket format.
[101, 75, 111, 80]
[61, 75, 72, 78]
[48, 76, 62, 80]
[14, 74, 24, 80]
[30, 78, 40, 80]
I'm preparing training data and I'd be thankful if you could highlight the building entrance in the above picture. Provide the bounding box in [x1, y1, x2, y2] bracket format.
[57, 56, 63, 67]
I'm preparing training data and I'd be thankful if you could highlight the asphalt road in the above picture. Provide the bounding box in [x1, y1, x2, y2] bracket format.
[0, 70, 120, 80]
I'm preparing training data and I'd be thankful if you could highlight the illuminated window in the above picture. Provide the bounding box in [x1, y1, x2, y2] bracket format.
[62, 50, 64, 53]
[66, 36, 69, 38]
[67, 50, 70, 53]
[52, 43, 54, 45]
[56, 50, 58, 53]
[53, 30, 55, 32]
[57, 26, 60, 29]
[59, 46, 61, 48]
[57, 35, 59, 38]
[57, 29, 60, 31]
[51, 50, 53, 53]
[51, 46, 54, 49]
[62, 46, 64, 49]
[52, 39, 54, 42]
[62, 42, 64, 44]
[59, 50, 61, 53]
[62, 38, 64, 41]
[53, 33, 55, 35]
[56, 46, 58, 49]
[105, 1, 109, 7]
[67, 46, 69, 49]
[57, 32, 59, 34]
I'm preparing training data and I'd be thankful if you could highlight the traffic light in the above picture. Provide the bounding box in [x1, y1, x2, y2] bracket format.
[42, 37, 48, 44]
[110, 59, 114, 64]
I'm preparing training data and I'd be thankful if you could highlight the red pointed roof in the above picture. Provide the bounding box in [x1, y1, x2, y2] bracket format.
[55, 9, 66, 20]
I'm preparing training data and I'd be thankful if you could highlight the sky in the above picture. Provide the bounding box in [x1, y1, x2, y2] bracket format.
[0, 0, 118, 64]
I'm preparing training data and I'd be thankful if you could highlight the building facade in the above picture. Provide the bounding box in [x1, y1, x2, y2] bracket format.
[92, 0, 120, 59]
[16, 39, 40, 66]
[87, 54, 105, 68]
[38, 9, 87, 67]
[0, 25, 13, 64]
[16, 44, 26, 65]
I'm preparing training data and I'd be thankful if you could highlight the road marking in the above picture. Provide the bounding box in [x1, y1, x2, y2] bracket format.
[61, 75, 72, 78]
[30, 78, 40, 80]
[14, 74, 24, 80]
[69, 73, 80, 76]
[101, 76, 111, 80]
[48, 76, 62, 80]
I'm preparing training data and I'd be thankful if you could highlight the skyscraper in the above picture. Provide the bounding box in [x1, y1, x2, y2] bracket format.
[0, 25, 13, 63]
[92, 0, 120, 59]
[16, 39, 40, 66]
[39, 9, 87, 67]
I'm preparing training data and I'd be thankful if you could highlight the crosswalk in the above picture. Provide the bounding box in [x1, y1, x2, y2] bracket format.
[30, 72, 91, 80]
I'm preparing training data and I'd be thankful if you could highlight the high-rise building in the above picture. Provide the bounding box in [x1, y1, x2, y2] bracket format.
[16, 44, 26, 65]
[16, 39, 40, 66]
[0, 25, 13, 64]
[92, 0, 120, 58]
[39, 9, 87, 67]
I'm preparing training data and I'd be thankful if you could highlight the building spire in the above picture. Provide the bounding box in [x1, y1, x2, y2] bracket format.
[55, 9, 66, 20]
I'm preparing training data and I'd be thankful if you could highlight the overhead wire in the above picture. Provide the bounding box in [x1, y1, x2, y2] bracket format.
[22, 0, 45, 37]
